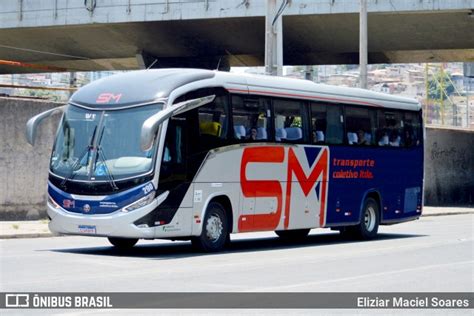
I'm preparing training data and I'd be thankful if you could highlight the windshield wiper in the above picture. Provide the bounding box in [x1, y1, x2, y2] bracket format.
[60, 125, 97, 189]
[94, 125, 119, 191]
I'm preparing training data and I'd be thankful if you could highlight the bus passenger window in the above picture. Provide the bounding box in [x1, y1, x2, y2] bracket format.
[198, 95, 229, 150]
[345, 106, 376, 146]
[326, 106, 344, 144]
[403, 111, 422, 147]
[310, 103, 327, 144]
[198, 95, 228, 138]
[231, 95, 270, 142]
[378, 111, 403, 147]
[273, 99, 305, 142]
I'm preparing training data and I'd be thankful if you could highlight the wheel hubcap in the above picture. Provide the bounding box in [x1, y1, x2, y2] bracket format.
[206, 214, 223, 242]
[364, 206, 376, 232]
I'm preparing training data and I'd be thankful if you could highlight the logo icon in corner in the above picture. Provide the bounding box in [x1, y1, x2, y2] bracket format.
[62, 199, 75, 208]
[5, 294, 30, 307]
[83, 204, 91, 213]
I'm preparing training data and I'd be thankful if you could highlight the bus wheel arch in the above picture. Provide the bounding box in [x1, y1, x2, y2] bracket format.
[192, 195, 232, 252]
[363, 191, 383, 223]
[210, 195, 234, 235]
[341, 192, 381, 240]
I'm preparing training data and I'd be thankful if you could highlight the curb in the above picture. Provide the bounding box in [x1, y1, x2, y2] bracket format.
[422, 211, 474, 217]
[0, 233, 55, 239]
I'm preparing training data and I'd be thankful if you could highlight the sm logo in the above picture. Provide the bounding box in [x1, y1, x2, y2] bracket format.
[239, 146, 329, 232]
[96, 93, 122, 104]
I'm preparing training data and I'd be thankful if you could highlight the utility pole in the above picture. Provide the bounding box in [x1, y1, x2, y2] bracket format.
[425, 63, 429, 125]
[69, 72, 76, 99]
[304, 65, 314, 81]
[359, 0, 368, 89]
[465, 63, 471, 128]
[265, 0, 283, 76]
[467, 80, 470, 129]
[440, 64, 445, 125]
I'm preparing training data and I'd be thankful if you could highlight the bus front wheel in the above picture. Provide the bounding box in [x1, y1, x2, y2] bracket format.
[108, 237, 138, 249]
[341, 197, 380, 240]
[192, 202, 229, 252]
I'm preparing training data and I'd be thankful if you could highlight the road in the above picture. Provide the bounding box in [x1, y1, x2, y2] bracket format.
[1, 214, 473, 293]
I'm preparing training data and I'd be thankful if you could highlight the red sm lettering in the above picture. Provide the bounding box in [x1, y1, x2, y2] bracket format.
[239, 146, 328, 232]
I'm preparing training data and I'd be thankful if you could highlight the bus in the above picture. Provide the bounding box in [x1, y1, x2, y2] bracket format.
[26, 69, 424, 252]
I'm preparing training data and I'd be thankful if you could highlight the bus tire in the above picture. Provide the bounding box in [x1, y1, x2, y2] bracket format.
[275, 229, 310, 241]
[343, 197, 380, 240]
[191, 202, 229, 252]
[108, 237, 138, 249]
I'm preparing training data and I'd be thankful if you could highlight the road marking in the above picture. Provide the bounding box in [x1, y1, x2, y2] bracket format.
[250, 260, 474, 291]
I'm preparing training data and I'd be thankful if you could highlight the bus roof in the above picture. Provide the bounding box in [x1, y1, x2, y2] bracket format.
[70, 68, 421, 111]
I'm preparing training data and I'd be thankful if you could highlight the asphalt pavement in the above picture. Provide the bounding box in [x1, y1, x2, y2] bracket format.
[1, 214, 473, 293]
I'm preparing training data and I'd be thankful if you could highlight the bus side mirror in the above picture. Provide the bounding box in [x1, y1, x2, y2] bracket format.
[140, 95, 215, 151]
[26, 105, 66, 146]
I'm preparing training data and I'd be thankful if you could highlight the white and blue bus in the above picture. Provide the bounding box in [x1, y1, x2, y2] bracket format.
[27, 69, 423, 251]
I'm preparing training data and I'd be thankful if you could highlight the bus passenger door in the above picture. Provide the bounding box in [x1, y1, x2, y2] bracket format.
[159, 117, 191, 207]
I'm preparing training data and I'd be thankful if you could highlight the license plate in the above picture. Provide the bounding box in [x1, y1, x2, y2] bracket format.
[78, 225, 96, 234]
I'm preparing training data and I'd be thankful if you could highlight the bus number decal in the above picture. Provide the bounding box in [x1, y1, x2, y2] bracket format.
[142, 183, 154, 195]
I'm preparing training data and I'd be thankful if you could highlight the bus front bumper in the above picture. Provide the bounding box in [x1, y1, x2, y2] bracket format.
[46, 192, 168, 239]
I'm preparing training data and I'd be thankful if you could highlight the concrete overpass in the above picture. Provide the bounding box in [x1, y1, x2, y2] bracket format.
[0, 0, 473, 73]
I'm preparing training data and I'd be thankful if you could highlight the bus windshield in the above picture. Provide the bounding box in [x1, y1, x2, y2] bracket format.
[50, 103, 163, 182]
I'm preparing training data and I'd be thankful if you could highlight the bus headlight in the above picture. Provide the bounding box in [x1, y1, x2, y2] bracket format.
[122, 192, 156, 213]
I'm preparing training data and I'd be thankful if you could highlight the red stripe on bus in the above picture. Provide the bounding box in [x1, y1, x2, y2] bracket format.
[227, 88, 382, 108]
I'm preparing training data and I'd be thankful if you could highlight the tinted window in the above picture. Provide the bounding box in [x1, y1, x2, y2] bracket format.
[345, 106, 376, 146]
[403, 111, 422, 147]
[273, 99, 305, 142]
[198, 95, 228, 140]
[175, 88, 230, 152]
[231, 95, 271, 142]
[310, 103, 345, 145]
[162, 117, 185, 167]
[377, 110, 403, 147]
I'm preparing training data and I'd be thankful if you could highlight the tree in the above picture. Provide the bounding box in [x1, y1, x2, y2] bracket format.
[428, 72, 455, 100]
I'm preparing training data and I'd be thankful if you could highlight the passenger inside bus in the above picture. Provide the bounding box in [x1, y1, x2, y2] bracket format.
[247, 127, 258, 141]
[377, 129, 389, 146]
[357, 129, 370, 145]
[231, 95, 270, 142]
[404, 128, 415, 147]
[389, 131, 401, 147]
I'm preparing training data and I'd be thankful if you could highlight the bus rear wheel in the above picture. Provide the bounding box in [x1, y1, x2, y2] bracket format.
[275, 229, 310, 241]
[341, 197, 380, 240]
[191, 202, 229, 252]
[108, 237, 138, 249]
